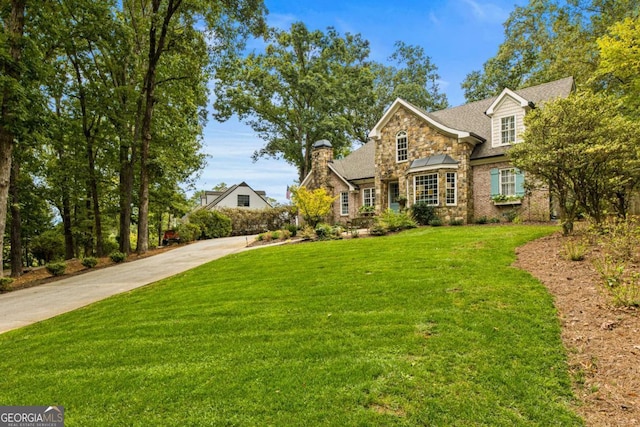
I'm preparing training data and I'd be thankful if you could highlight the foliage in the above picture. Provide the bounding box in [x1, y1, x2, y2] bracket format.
[213, 22, 374, 181]
[368, 223, 388, 236]
[314, 223, 334, 240]
[174, 222, 201, 243]
[0, 226, 582, 425]
[45, 261, 66, 277]
[449, 219, 464, 226]
[290, 186, 337, 228]
[509, 90, 640, 233]
[591, 218, 640, 306]
[462, 0, 639, 101]
[0, 277, 14, 292]
[375, 209, 417, 232]
[475, 216, 489, 225]
[411, 202, 437, 226]
[81, 257, 99, 269]
[31, 230, 65, 264]
[561, 240, 587, 261]
[429, 218, 443, 227]
[217, 206, 296, 236]
[109, 251, 126, 264]
[595, 17, 640, 117]
[298, 226, 317, 241]
[187, 209, 232, 240]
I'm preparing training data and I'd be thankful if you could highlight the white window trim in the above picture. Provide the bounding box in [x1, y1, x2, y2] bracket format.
[362, 188, 375, 207]
[340, 192, 349, 216]
[396, 131, 408, 163]
[499, 168, 516, 196]
[500, 115, 516, 146]
[414, 173, 439, 206]
[446, 172, 457, 206]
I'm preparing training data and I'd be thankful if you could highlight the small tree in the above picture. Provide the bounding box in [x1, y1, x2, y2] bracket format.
[290, 186, 337, 228]
[509, 91, 640, 234]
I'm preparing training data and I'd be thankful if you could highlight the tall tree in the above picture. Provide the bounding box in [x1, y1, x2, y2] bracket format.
[462, 0, 640, 101]
[0, 0, 27, 277]
[134, 0, 265, 254]
[213, 22, 374, 182]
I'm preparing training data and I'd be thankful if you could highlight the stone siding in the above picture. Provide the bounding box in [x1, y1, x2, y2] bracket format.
[374, 105, 475, 222]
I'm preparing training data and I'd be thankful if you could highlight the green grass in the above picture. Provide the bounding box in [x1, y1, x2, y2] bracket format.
[0, 225, 583, 426]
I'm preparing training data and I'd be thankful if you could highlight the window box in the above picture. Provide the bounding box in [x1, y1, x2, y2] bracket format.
[491, 194, 523, 205]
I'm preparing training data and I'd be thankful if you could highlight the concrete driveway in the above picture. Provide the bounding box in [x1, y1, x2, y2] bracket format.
[0, 235, 256, 334]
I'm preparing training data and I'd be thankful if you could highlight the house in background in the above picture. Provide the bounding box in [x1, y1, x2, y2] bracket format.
[302, 77, 575, 224]
[200, 182, 272, 210]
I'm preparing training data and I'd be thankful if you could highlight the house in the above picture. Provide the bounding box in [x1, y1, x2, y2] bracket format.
[200, 182, 272, 210]
[301, 77, 574, 224]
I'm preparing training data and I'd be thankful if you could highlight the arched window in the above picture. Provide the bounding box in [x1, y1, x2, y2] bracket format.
[396, 131, 408, 162]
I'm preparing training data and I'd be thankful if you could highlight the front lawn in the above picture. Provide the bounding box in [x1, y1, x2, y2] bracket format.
[0, 225, 583, 426]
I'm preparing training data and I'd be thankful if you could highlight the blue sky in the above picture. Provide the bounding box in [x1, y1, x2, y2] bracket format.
[194, 0, 525, 203]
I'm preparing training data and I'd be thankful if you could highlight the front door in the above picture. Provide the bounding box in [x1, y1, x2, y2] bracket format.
[389, 182, 400, 212]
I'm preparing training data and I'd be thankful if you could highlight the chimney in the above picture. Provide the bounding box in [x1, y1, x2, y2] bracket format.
[311, 140, 333, 190]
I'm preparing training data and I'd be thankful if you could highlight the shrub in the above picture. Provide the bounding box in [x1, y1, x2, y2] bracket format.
[502, 209, 519, 223]
[489, 217, 501, 224]
[81, 257, 99, 268]
[280, 229, 292, 240]
[378, 209, 417, 232]
[315, 223, 333, 239]
[110, 251, 126, 263]
[284, 223, 298, 237]
[411, 202, 437, 226]
[218, 206, 297, 236]
[46, 261, 66, 276]
[562, 240, 587, 261]
[188, 209, 232, 239]
[351, 228, 360, 238]
[0, 277, 14, 292]
[299, 226, 317, 241]
[429, 218, 443, 227]
[175, 222, 200, 243]
[31, 230, 65, 264]
[369, 223, 387, 236]
[449, 219, 464, 226]
[475, 216, 489, 224]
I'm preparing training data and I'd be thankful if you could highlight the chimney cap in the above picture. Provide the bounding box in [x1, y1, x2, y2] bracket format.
[313, 140, 332, 149]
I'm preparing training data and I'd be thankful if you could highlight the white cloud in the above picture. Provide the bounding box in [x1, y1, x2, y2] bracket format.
[461, 0, 510, 24]
[428, 12, 441, 26]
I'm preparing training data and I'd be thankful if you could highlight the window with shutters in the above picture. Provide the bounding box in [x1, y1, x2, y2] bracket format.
[490, 167, 525, 204]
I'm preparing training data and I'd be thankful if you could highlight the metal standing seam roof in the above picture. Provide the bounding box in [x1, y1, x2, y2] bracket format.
[409, 154, 459, 171]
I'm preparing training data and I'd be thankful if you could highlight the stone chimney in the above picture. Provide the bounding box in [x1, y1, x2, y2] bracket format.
[311, 140, 333, 190]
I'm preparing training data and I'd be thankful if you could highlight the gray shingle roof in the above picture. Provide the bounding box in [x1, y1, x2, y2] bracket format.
[409, 154, 458, 170]
[329, 77, 574, 182]
[330, 141, 375, 181]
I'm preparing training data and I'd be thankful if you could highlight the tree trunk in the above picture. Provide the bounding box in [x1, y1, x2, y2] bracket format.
[119, 146, 134, 254]
[0, 0, 26, 278]
[87, 140, 104, 256]
[136, 0, 181, 254]
[9, 158, 22, 277]
[61, 188, 74, 260]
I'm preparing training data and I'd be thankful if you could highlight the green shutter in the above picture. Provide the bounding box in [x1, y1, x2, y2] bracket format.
[515, 169, 525, 196]
[490, 168, 499, 196]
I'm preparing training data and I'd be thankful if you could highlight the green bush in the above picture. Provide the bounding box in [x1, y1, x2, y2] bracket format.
[218, 206, 297, 236]
[450, 219, 464, 226]
[378, 209, 417, 232]
[46, 261, 67, 276]
[175, 222, 200, 243]
[284, 223, 298, 237]
[429, 218, 443, 227]
[299, 226, 317, 240]
[31, 230, 65, 264]
[188, 209, 232, 239]
[0, 277, 14, 292]
[475, 216, 489, 224]
[110, 251, 126, 263]
[315, 223, 333, 239]
[369, 223, 387, 236]
[82, 257, 99, 268]
[411, 202, 437, 226]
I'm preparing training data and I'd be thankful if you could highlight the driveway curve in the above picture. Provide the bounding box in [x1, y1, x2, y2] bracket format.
[0, 235, 256, 334]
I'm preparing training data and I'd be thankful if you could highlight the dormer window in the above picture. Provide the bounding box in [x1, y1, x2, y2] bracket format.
[396, 131, 408, 162]
[501, 115, 516, 145]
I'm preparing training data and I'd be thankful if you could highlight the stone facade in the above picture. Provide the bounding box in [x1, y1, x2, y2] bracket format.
[374, 106, 476, 222]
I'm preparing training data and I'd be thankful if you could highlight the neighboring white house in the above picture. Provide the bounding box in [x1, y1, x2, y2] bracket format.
[200, 182, 272, 210]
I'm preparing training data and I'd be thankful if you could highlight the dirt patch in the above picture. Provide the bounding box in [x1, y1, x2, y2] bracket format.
[514, 233, 640, 427]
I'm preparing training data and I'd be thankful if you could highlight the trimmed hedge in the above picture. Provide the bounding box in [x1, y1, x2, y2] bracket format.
[217, 206, 296, 236]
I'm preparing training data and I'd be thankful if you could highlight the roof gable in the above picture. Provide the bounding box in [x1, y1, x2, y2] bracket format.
[485, 88, 531, 117]
[368, 98, 483, 144]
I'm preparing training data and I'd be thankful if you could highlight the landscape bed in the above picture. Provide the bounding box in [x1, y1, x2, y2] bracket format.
[0, 225, 583, 425]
